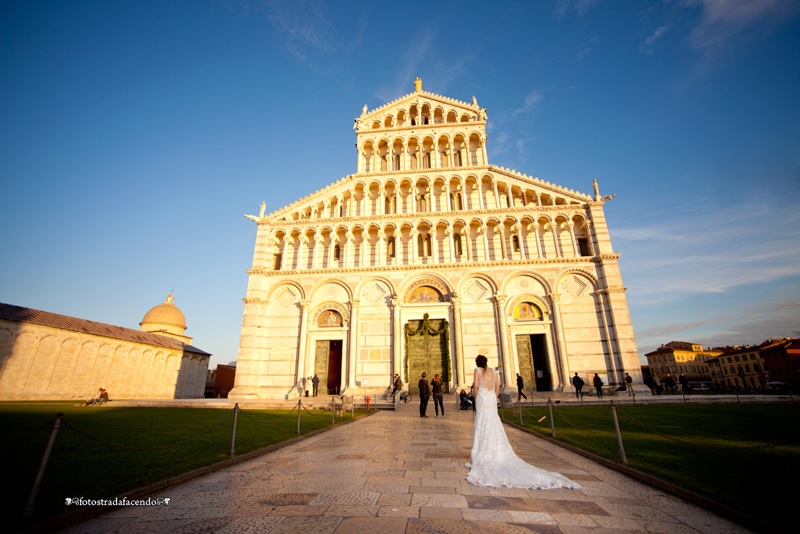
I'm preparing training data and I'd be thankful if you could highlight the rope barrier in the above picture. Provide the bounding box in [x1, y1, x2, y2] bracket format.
[60, 407, 231, 451]
[552, 402, 613, 429]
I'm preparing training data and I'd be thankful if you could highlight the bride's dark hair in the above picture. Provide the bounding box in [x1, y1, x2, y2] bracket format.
[475, 355, 488, 369]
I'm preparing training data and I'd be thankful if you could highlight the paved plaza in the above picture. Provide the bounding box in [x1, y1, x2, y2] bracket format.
[62, 398, 749, 533]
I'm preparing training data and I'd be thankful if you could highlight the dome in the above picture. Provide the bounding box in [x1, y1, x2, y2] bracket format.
[140, 293, 187, 336]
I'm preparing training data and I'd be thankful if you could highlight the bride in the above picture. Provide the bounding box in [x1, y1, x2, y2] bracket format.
[466, 355, 580, 489]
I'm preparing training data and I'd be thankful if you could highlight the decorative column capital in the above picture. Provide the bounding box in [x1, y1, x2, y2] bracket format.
[493, 294, 508, 306]
[299, 300, 312, 310]
[548, 293, 561, 304]
[349, 299, 361, 310]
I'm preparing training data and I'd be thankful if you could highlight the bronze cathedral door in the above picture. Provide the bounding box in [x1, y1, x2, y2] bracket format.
[314, 340, 342, 395]
[405, 314, 450, 395]
[515, 334, 552, 392]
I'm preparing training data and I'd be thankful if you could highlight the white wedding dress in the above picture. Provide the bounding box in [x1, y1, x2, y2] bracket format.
[466, 367, 580, 489]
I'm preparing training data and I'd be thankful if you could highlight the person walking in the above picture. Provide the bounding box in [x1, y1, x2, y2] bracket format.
[625, 372, 634, 396]
[665, 373, 677, 394]
[418, 372, 431, 418]
[572, 372, 584, 399]
[516, 373, 527, 401]
[431, 373, 445, 417]
[593, 373, 604, 398]
[679, 372, 690, 395]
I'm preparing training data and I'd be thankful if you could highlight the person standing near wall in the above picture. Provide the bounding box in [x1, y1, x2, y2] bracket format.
[418, 372, 431, 418]
[593, 373, 604, 398]
[431, 373, 445, 417]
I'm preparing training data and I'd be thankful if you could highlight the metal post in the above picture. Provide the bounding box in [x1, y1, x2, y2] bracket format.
[293, 399, 300, 434]
[610, 401, 627, 464]
[518, 397, 523, 426]
[331, 396, 335, 423]
[24, 413, 63, 518]
[230, 404, 239, 456]
[548, 398, 556, 438]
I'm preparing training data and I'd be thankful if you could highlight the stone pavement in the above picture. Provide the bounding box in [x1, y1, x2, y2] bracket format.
[62, 398, 749, 534]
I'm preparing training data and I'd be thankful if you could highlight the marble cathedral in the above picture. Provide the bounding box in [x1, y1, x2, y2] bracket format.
[230, 79, 639, 400]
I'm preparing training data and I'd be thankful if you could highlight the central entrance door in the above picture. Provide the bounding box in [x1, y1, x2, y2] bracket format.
[515, 334, 552, 392]
[314, 339, 342, 395]
[405, 314, 450, 395]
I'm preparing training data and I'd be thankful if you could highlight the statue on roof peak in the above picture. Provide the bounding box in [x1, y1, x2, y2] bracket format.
[414, 77, 422, 92]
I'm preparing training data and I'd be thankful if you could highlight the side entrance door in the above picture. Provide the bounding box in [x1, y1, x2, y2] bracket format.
[314, 339, 343, 395]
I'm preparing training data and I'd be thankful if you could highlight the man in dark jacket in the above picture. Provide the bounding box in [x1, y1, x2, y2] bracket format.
[418, 372, 431, 418]
[593, 373, 604, 398]
[516, 373, 527, 401]
[572, 372, 584, 398]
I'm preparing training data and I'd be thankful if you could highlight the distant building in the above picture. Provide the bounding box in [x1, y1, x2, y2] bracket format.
[0, 295, 210, 400]
[759, 338, 800, 388]
[231, 79, 640, 400]
[644, 341, 721, 383]
[710, 344, 768, 391]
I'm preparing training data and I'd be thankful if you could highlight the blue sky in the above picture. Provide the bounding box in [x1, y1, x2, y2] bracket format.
[1, 0, 798, 368]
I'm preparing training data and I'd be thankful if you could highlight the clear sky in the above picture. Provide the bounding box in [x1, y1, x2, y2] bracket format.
[1, 0, 798, 368]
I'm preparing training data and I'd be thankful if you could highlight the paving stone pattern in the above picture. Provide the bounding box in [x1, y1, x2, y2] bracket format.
[63, 401, 750, 533]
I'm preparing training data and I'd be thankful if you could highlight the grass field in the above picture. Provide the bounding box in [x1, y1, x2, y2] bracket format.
[501, 401, 800, 529]
[1, 402, 363, 525]
[3, 402, 798, 530]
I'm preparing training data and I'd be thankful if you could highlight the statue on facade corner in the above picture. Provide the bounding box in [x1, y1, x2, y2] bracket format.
[414, 77, 422, 92]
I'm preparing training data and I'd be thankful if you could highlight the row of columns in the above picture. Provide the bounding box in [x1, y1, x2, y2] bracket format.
[274, 219, 588, 271]
[360, 136, 488, 174]
[298, 177, 548, 220]
[289, 288, 623, 394]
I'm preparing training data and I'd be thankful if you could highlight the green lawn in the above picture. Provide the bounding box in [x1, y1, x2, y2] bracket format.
[1, 403, 363, 525]
[501, 402, 800, 529]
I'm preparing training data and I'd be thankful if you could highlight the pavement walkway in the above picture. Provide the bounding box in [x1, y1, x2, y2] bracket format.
[62, 397, 750, 534]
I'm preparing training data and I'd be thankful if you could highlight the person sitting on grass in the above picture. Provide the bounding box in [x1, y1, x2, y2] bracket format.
[84, 388, 103, 406]
[95, 388, 109, 406]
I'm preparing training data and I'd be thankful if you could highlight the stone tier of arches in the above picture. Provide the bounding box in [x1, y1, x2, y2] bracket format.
[279, 174, 582, 222]
[268, 212, 593, 272]
[358, 131, 488, 173]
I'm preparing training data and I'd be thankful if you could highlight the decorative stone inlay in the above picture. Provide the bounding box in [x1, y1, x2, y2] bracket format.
[276, 287, 297, 307]
[563, 276, 588, 298]
[466, 280, 488, 301]
[365, 283, 388, 305]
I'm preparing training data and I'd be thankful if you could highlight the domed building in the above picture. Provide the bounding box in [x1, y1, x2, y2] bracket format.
[140, 293, 192, 344]
[0, 295, 210, 400]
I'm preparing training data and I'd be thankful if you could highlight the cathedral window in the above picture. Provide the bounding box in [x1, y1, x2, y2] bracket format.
[388, 236, 396, 258]
[381, 155, 388, 172]
[385, 195, 396, 214]
[334, 244, 341, 261]
[512, 235, 520, 252]
[273, 254, 282, 270]
[393, 154, 400, 170]
[454, 151, 462, 167]
[451, 192, 463, 211]
[578, 237, 591, 256]
[418, 233, 432, 257]
[454, 233, 463, 256]
[423, 152, 431, 169]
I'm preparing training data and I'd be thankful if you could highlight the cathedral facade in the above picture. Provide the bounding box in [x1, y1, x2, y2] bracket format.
[230, 79, 639, 400]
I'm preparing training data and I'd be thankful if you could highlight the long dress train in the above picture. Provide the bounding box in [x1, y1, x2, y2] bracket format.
[466, 368, 580, 489]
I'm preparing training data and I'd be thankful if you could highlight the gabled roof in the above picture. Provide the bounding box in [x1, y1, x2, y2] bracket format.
[0, 302, 210, 356]
[360, 88, 482, 120]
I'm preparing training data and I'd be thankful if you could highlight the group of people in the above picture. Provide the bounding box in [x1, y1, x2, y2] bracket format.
[571, 371, 636, 398]
[645, 372, 689, 395]
[83, 388, 109, 406]
[301, 375, 320, 397]
[416, 372, 446, 417]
